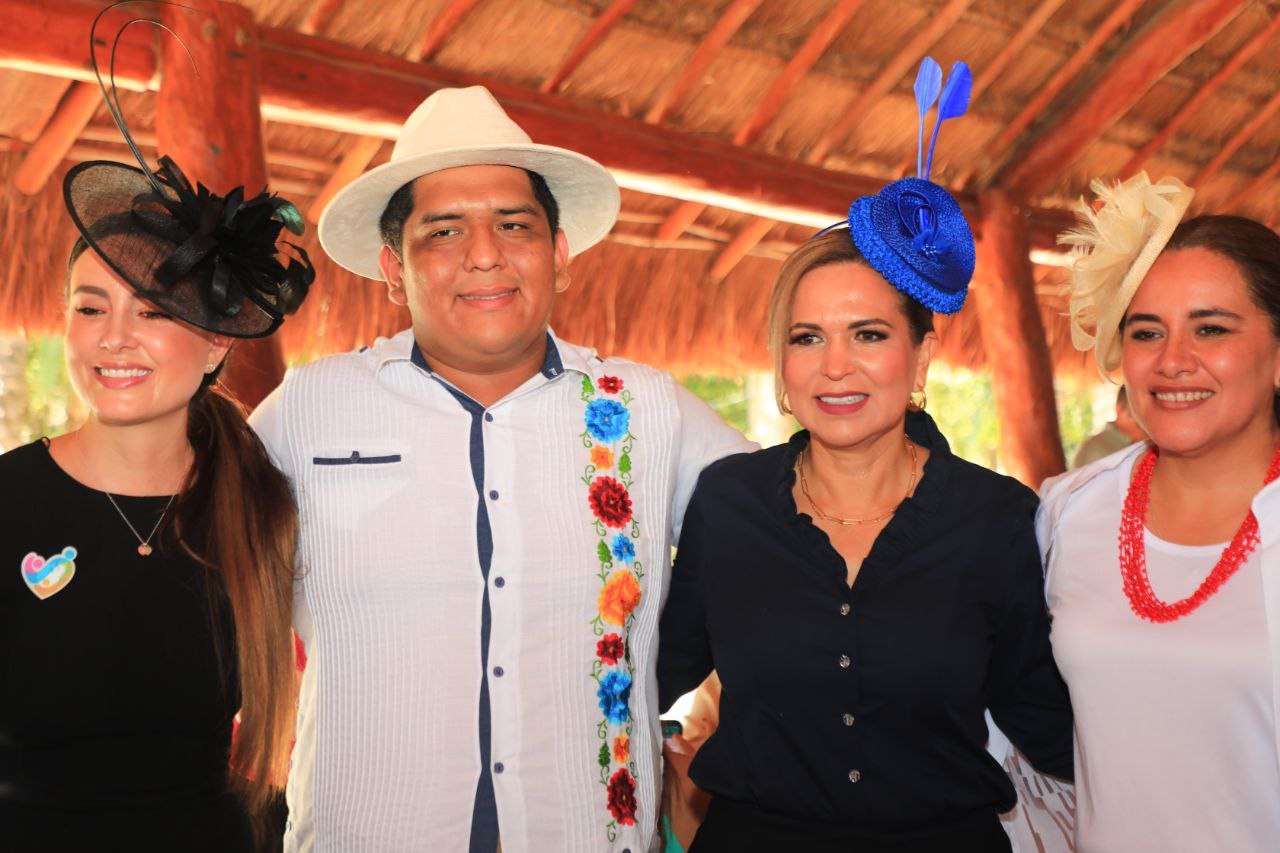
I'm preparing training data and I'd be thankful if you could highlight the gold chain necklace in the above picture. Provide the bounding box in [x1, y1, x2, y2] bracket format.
[797, 440, 918, 526]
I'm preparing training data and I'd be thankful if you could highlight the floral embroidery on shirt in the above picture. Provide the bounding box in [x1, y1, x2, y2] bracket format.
[612, 734, 630, 764]
[582, 372, 642, 841]
[607, 768, 638, 825]
[596, 633, 624, 665]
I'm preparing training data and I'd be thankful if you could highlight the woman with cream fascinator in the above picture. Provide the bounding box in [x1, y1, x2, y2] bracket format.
[1041, 171, 1280, 850]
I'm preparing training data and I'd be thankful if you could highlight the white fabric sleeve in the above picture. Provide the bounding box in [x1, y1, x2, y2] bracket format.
[668, 382, 757, 543]
[248, 378, 292, 477]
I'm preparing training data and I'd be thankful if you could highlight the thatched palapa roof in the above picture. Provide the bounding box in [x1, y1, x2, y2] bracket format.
[1, 0, 1278, 380]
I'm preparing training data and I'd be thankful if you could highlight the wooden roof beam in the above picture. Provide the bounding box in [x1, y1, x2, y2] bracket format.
[1121, 9, 1280, 178]
[411, 0, 482, 63]
[1223, 154, 1280, 214]
[540, 0, 640, 94]
[300, 0, 343, 36]
[1, 0, 1078, 240]
[644, 0, 763, 125]
[307, 135, 384, 222]
[1001, 0, 1249, 196]
[971, 0, 1067, 99]
[13, 81, 100, 195]
[658, 0, 863, 246]
[807, 0, 974, 165]
[1191, 87, 1280, 188]
[708, 218, 774, 282]
[307, 0, 480, 223]
[971, 0, 1145, 188]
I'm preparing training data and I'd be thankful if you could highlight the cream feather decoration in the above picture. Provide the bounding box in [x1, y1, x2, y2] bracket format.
[1058, 172, 1194, 377]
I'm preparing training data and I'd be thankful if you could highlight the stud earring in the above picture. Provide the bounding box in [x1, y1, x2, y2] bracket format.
[908, 390, 927, 412]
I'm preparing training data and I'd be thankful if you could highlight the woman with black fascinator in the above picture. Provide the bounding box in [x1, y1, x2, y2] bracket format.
[0, 7, 313, 851]
[657, 59, 1073, 852]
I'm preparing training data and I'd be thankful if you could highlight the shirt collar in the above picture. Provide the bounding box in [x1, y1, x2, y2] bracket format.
[403, 331, 567, 381]
[778, 410, 953, 515]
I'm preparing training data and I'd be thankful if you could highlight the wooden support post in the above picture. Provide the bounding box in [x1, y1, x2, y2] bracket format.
[973, 189, 1064, 487]
[156, 0, 283, 410]
[13, 81, 101, 195]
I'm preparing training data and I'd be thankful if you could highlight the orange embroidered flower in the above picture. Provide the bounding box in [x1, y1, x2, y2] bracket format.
[612, 734, 630, 764]
[591, 446, 614, 470]
[597, 570, 642, 626]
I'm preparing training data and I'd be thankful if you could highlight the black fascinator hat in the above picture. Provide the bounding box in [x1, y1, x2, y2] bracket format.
[64, 3, 314, 339]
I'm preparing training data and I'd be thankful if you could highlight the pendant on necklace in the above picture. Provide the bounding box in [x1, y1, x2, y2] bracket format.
[138, 543, 153, 557]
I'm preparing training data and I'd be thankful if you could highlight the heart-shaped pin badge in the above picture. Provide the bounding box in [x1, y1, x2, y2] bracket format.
[21, 547, 78, 600]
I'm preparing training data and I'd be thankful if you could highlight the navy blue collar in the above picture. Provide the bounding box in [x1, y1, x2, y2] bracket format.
[409, 332, 565, 382]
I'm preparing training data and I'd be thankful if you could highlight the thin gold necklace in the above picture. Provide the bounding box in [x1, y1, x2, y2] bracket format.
[798, 440, 918, 526]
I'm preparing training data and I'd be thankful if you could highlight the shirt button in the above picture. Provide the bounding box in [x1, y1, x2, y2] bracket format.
[494, 762, 505, 774]
[484, 412, 494, 422]
[838, 654, 851, 669]
[493, 666, 504, 677]
[494, 576, 505, 588]
[489, 489, 499, 500]
[849, 769, 861, 783]
[839, 603, 851, 616]
[842, 713, 855, 726]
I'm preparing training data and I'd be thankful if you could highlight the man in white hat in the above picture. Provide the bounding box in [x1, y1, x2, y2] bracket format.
[250, 86, 753, 852]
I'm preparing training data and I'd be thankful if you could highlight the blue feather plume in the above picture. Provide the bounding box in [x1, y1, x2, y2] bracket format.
[924, 61, 972, 181]
[913, 57, 942, 178]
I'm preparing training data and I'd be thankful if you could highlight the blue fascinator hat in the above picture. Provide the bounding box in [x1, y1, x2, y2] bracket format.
[838, 57, 975, 315]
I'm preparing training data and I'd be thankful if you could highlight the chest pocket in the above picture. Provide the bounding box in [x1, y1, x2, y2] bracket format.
[300, 447, 413, 531]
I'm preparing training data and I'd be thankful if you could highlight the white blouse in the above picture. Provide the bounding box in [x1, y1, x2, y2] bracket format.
[1040, 445, 1280, 853]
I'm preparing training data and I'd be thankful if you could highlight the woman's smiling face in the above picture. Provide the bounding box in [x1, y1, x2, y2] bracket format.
[1122, 246, 1280, 457]
[64, 249, 229, 428]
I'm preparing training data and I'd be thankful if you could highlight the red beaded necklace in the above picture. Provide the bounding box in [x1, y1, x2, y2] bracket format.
[1119, 444, 1280, 623]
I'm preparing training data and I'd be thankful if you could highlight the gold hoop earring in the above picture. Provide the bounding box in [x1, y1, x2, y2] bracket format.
[779, 391, 792, 415]
[908, 389, 927, 412]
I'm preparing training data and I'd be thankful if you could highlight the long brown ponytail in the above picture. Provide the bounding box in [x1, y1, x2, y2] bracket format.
[171, 375, 299, 822]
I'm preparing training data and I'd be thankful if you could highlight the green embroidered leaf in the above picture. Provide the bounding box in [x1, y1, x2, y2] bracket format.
[618, 453, 631, 474]
[597, 540, 612, 564]
[598, 742, 611, 767]
[582, 375, 595, 396]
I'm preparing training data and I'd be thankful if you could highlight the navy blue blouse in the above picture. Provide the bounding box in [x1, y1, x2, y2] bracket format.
[658, 412, 1072, 829]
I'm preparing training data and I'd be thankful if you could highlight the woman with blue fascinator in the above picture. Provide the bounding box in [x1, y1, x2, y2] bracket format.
[658, 59, 1073, 852]
[0, 6, 312, 851]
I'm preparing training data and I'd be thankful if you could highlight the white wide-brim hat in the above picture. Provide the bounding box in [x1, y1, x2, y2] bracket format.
[319, 86, 620, 280]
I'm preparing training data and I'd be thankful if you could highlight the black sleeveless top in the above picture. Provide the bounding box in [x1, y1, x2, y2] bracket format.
[0, 440, 251, 852]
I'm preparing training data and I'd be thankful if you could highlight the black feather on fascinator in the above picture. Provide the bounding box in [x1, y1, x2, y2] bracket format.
[62, 2, 314, 338]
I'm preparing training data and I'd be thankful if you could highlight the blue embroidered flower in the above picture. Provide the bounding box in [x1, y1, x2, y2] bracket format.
[585, 398, 630, 444]
[596, 670, 632, 724]
[610, 534, 636, 564]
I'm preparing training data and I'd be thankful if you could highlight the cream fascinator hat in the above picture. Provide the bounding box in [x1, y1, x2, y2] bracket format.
[320, 86, 620, 280]
[1059, 172, 1195, 377]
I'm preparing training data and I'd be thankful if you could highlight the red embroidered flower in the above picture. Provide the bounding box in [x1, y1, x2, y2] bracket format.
[607, 767, 638, 825]
[589, 477, 632, 528]
[597, 375, 624, 394]
[596, 633, 624, 665]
